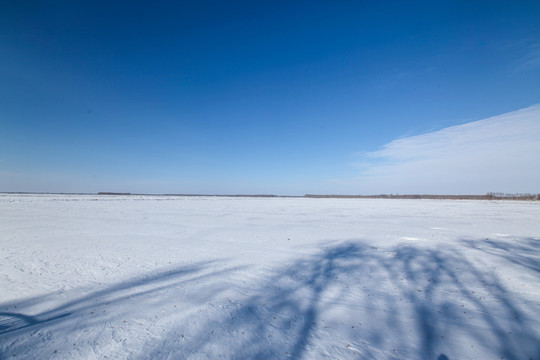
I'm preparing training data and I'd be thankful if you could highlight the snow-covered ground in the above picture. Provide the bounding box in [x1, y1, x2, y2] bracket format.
[1, 194, 539, 359]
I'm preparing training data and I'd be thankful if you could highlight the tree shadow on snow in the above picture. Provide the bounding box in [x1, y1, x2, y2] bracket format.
[140, 238, 540, 360]
[461, 237, 540, 273]
[1, 238, 539, 360]
[0, 260, 241, 345]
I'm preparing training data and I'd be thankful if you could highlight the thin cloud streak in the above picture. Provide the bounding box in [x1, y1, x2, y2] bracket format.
[350, 104, 540, 194]
[515, 41, 540, 73]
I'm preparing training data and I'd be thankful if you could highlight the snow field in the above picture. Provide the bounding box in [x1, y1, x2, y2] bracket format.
[1, 194, 539, 359]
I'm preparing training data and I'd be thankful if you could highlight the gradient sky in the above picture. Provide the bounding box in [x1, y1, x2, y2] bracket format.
[1, 1, 540, 195]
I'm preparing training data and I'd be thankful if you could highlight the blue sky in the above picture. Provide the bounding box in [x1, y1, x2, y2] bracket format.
[1, 1, 540, 195]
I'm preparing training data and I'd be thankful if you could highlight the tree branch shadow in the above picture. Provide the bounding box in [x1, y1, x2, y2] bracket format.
[2, 238, 539, 359]
[0, 259, 243, 358]
[461, 237, 540, 273]
[140, 238, 540, 360]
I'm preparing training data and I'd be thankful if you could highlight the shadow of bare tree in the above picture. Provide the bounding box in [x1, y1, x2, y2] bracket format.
[139, 239, 540, 360]
[461, 237, 540, 273]
[0, 260, 245, 358]
[1, 238, 539, 360]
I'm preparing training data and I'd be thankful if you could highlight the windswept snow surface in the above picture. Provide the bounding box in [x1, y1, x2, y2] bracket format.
[1, 195, 539, 359]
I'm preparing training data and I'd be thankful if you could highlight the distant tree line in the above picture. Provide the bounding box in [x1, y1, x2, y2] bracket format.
[93, 192, 539, 200]
[305, 193, 540, 200]
[485, 192, 540, 200]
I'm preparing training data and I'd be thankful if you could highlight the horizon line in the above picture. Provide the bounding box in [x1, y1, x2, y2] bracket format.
[1, 192, 538, 200]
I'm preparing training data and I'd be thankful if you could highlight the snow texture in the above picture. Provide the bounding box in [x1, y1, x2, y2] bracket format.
[1, 194, 539, 359]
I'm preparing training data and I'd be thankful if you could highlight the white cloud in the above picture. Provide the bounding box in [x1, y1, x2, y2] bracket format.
[349, 104, 540, 194]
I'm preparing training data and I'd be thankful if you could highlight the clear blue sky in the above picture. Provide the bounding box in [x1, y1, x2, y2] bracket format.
[1, 1, 540, 194]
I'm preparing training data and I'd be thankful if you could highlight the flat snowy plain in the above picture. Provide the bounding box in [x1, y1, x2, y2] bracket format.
[1, 194, 539, 360]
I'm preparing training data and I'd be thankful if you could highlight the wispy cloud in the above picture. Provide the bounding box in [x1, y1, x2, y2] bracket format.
[486, 36, 540, 75]
[515, 41, 540, 73]
[348, 104, 540, 194]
